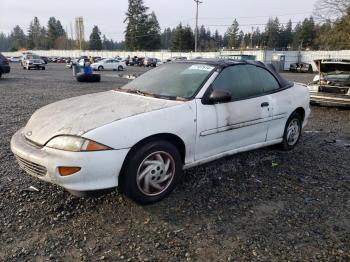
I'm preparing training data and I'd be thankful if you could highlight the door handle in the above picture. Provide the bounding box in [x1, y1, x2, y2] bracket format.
[261, 102, 269, 107]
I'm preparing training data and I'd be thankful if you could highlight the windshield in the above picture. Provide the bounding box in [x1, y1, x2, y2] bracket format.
[119, 63, 215, 99]
[27, 55, 40, 59]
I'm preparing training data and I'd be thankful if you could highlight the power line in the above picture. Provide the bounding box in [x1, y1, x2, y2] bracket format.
[205, 19, 322, 28]
[186, 11, 314, 21]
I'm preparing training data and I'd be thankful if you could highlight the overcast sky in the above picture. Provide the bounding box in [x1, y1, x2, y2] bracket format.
[1, 0, 318, 41]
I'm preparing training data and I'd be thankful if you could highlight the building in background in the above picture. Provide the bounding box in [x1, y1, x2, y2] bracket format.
[75, 16, 85, 50]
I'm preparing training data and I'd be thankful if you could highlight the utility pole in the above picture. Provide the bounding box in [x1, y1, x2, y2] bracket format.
[194, 0, 203, 53]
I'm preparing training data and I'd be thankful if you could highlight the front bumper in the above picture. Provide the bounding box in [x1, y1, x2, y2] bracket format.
[11, 129, 129, 191]
[309, 91, 350, 108]
[28, 64, 45, 69]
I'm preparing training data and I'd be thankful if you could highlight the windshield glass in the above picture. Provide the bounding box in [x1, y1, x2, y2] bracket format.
[120, 63, 215, 99]
[27, 55, 40, 59]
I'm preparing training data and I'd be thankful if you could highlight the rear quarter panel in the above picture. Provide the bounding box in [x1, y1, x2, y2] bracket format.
[267, 83, 310, 141]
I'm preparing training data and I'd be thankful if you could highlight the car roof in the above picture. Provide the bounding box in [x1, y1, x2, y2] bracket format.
[175, 58, 293, 89]
[177, 58, 264, 67]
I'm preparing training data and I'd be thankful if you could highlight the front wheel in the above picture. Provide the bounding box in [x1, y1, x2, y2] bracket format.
[120, 140, 183, 205]
[118, 66, 123, 71]
[280, 112, 302, 151]
[98, 66, 104, 71]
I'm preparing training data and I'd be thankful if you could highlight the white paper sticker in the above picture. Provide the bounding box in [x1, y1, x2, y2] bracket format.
[188, 64, 214, 71]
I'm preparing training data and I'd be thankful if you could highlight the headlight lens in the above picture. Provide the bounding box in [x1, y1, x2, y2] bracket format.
[46, 136, 111, 152]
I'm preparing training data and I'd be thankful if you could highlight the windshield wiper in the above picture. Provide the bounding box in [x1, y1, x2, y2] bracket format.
[116, 88, 187, 101]
[116, 88, 155, 97]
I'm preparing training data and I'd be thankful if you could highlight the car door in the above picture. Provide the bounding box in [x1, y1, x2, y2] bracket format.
[195, 64, 273, 161]
[255, 68, 293, 141]
[104, 60, 112, 70]
[111, 60, 119, 70]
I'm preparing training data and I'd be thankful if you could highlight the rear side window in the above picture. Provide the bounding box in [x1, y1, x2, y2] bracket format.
[255, 67, 280, 92]
[212, 64, 263, 100]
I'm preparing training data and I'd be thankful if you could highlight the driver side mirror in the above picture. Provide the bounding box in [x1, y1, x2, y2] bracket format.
[205, 89, 232, 104]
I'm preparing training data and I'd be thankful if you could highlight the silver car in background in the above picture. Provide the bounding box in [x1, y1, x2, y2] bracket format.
[22, 54, 46, 70]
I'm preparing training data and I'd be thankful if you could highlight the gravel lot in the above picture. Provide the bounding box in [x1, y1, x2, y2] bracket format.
[1, 64, 349, 261]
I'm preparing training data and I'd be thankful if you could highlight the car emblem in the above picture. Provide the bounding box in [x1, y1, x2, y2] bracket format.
[26, 131, 32, 136]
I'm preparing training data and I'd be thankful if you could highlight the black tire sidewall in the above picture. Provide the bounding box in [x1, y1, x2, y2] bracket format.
[98, 66, 103, 71]
[281, 112, 302, 151]
[121, 140, 183, 205]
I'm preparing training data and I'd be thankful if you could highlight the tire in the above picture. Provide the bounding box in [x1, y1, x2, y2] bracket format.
[42, 67, 45, 70]
[280, 112, 302, 151]
[27, 67, 31, 70]
[0, 72, 2, 78]
[120, 140, 183, 205]
[76, 73, 101, 83]
[118, 66, 123, 71]
[98, 66, 104, 71]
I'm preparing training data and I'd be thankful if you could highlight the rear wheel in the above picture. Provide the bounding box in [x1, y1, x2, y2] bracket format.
[280, 112, 302, 151]
[120, 140, 183, 205]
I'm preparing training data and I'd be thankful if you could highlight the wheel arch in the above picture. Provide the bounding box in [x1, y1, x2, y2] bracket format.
[293, 107, 305, 122]
[118, 133, 186, 186]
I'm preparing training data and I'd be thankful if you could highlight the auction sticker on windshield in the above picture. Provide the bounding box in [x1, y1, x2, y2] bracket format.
[188, 64, 215, 71]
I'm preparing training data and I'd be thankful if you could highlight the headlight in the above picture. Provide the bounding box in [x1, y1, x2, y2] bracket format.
[46, 136, 111, 152]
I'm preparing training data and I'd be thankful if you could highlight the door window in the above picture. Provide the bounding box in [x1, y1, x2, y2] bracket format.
[212, 64, 280, 100]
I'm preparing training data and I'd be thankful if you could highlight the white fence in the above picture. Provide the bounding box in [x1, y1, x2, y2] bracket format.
[4, 49, 350, 71]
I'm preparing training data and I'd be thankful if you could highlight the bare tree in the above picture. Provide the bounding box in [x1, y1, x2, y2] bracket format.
[314, 0, 350, 21]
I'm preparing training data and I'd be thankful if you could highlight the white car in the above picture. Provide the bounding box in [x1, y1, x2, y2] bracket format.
[91, 59, 126, 71]
[11, 59, 310, 204]
[10, 56, 22, 63]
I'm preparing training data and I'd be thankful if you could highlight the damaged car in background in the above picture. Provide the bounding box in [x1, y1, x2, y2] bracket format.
[308, 59, 350, 107]
[11, 59, 310, 204]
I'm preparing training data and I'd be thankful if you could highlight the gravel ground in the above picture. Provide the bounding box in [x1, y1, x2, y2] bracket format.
[0, 64, 349, 261]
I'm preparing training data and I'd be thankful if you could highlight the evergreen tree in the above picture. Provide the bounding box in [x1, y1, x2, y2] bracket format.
[10, 25, 26, 50]
[293, 17, 316, 49]
[0, 33, 11, 51]
[265, 17, 280, 49]
[225, 19, 239, 49]
[142, 12, 161, 50]
[172, 23, 194, 51]
[27, 17, 42, 49]
[279, 20, 293, 49]
[161, 28, 173, 50]
[47, 17, 66, 48]
[238, 30, 245, 48]
[124, 0, 149, 50]
[89, 25, 102, 50]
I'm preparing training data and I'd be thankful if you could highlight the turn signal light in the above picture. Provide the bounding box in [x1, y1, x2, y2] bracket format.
[58, 167, 81, 176]
[84, 141, 111, 151]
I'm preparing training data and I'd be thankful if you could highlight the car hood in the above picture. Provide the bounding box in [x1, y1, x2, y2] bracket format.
[23, 90, 182, 146]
